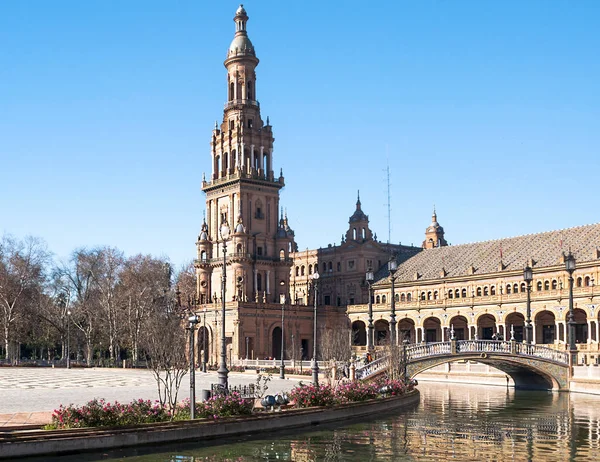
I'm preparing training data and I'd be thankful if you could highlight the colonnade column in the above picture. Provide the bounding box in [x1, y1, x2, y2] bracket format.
[266, 270, 271, 296]
[259, 146, 264, 172]
[596, 319, 600, 345]
[240, 143, 244, 170]
[250, 145, 255, 172]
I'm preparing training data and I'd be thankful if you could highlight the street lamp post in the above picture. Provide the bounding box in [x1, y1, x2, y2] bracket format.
[388, 258, 398, 346]
[279, 283, 286, 379]
[66, 310, 71, 369]
[366, 268, 374, 351]
[565, 251, 577, 364]
[311, 271, 320, 385]
[202, 309, 207, 373]
[187, 314, 199, 419]
[218, 221, 230, 390]
[523, 265, 533, 344]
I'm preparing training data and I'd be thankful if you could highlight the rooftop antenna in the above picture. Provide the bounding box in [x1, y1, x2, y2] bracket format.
[385, 145, 392, 244]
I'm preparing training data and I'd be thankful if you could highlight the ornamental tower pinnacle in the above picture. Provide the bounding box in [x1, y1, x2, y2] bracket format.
[196, 5, 294, 305]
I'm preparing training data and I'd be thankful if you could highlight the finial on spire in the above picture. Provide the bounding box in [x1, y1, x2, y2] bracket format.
[356, 190, 362, 210]
[214, 120, 218, 130]
[266, 116, 270, 126]
[280, 167, 283, 177]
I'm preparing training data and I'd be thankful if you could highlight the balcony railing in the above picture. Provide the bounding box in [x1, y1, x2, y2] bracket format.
[224, 99, 260, 110]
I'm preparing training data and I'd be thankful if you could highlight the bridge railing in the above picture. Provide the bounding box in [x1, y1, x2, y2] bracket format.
[406, 342, 451, 361]
[457, 340, 512, 354]
[355, 357, 388, 380]
[515, 343, 569, 365]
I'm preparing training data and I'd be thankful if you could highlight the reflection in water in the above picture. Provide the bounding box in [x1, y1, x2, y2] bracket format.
[34, 383, 600, 462]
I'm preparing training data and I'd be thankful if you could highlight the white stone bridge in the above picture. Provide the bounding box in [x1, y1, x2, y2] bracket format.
[356, 340, 571, 390]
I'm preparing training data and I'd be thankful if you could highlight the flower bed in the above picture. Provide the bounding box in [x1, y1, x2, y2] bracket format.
[289, 378, 413, 408]
[46, 380, 415, 429]
[47, 399, 170, 429]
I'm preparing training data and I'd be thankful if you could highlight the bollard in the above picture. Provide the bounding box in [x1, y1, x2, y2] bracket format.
[123, 359, 126, 369]
[201, 389, 211, 402]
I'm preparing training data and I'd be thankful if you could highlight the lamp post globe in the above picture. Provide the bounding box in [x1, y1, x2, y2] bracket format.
[311, 271, 320, 386]
[218, 221, 230, 390]
[523, 265, 533, 344]
[366, 269, 374, 351]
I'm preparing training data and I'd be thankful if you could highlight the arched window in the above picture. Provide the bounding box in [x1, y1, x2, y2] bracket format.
[353, 228, 357, 240]
[544, 280, 550, 290]
[229, 81, 234, 100]
[483, 286, 489, 296]
[513, 283, 519, 293]
[407, 293, 412, 302]
[490, 286, 496, 296]
[420, 292, 425, 301]
[455, 289, 460, 298]
[382, 295, 387, 303]
[551, 280, 557, 290]
[376, 295, 381, 304]
[401, 293, 406, 302]
[337, 262, 341, 272]
[201, 250, 207, 262]
[476, 287, 482, 297]
[506, 284, 512, 294]
[362, 228, 366, 239]
[257, 273, 262, 292]
[434, 290, 439, 300]
[216, 155, 221, 175]
[328, 262, 332, 271]
[585, 276, 591, 287]
[448, 290, 453, 299]
[537, 281, 543, 291]
[395, 293, 399, 302]
[295, 267, 299, 277]
[520, 282, 526, 292]
[236, 244, 242, 253]
[247, 80, 253, 100]
[231, 149, 237, 169]
[576, 277, 583, 288]
[301, 266, 305, 276]
[461, 288, 467, 298]
[279, 249, 285, 260]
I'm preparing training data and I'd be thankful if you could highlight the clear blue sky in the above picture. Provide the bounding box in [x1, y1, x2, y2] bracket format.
[1, 1, 599, 268]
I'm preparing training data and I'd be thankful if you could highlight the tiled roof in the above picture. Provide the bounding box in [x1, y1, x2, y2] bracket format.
[379, 223, 600, 284]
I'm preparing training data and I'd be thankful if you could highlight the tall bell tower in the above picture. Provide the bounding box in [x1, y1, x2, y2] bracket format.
[196, 5, 295, 305]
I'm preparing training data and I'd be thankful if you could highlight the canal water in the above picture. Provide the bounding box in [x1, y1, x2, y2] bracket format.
[38, 383, 600, 461]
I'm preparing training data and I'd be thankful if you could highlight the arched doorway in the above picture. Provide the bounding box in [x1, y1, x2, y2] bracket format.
[505, 312, 525, 342]
[573, 308, 588, 344]
[352, 321, 367, 346]
[398, 318, 415, 343]
[272, 326, 282, 359]
[534, 310, 556, 344]
[449, 315, 468, 340]
[477, 314, 496, 340]
[197, 326, 210, 367]
[374, 319, 389, 345]
[423, 317, 441, 343]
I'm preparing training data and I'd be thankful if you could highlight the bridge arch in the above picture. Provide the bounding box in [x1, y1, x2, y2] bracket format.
[409, 355, 563, 390]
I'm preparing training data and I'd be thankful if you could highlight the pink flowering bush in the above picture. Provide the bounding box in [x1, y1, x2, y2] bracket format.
[177, 392, 253, 420]
[288, 383, 336, 408]
[47, 398, 170, 429]
[289, 378, 414, 409]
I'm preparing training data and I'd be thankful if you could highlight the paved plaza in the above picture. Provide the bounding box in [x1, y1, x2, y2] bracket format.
[0, 367, 303, 426]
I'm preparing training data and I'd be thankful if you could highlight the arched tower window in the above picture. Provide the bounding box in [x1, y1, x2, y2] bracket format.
[229, 82, 234, 101]
[257, 273, 262, 292]
[216, 155, 221, 176]
[353, 228, 357, 240]
[201, 250, 207, 262]
[407, 293, 412, 302]
[301, 266, 305, 276]
[247, 81, 253, 100]
[308, 265, 313, 275]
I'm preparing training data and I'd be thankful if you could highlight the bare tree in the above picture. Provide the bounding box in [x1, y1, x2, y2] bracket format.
[0, 235, 49, 362]
[93, 247, 124, 362]
[59, 248, 103, 364]
[119, 254, 170, 364]
[141, 309, 188, 418]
